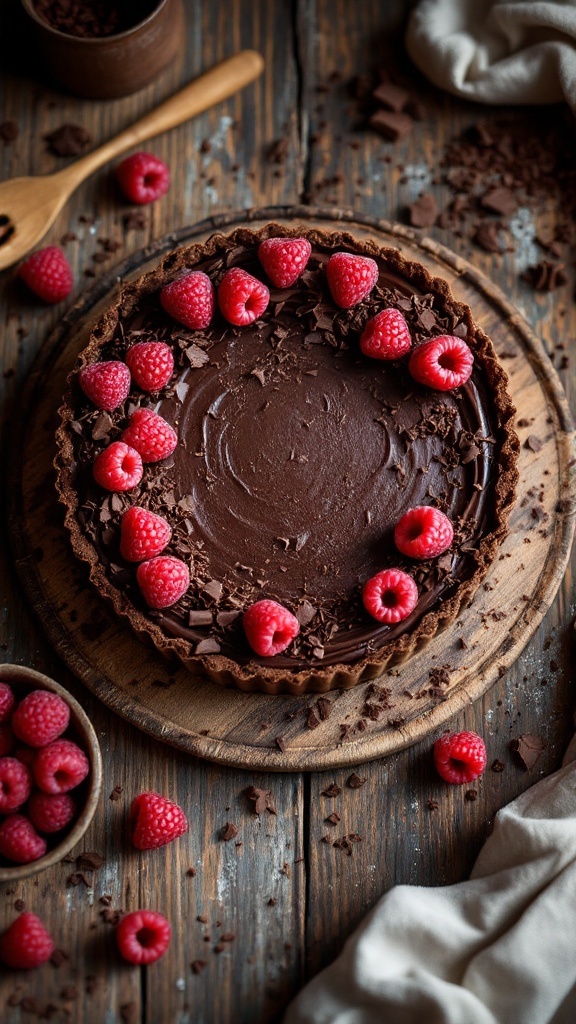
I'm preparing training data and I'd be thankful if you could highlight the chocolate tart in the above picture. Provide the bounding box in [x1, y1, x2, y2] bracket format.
[55, 226, 519, 694]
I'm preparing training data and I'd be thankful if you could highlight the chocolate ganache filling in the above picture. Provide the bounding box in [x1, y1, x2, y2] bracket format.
[67, 240, 499, 671]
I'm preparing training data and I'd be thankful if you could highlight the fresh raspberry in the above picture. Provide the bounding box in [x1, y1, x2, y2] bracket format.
[28, 791, 77, 834]
[326, 251, 379, 308]
[242, 599, 299, 657]
[18, 246, 73, 303]
[120, 506, 172, 562]
[93, 441, 143, 491]
[218, 267, 270, 326]
[131, 791, 189, 850]
[121, 408, 178, 463]
[360, 308, 412, 360]
[125, 342, 174, 392]
[33, 738, 90, 794]
[409, 335, 474, 391]
[258, 236, 312, 288]
[0, 816, 47, 865]
[0, 724, 14, 757]
[116, 910, 171, 965]
[136, 556, 190, 609]
[394, 506, 454, 560]
[116, 152, 170, 205]
[0, 913, 54, 968]
[434, 731, 487, 784]
[11, 689, 70, 748]
[78, 360, 131, 411]
[0, 681, 15, 722]
[0, 757, 32, 812]
[160, 271, 215, 330]
[362, 568, 419, 624]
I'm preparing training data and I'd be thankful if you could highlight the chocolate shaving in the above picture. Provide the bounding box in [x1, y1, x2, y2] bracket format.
[346, 772, 367, 789]
[245, 785, 277, 816]
[321, 783, 341, 797]
[220, 822, 239, 841]
[510, 734, 546, 770]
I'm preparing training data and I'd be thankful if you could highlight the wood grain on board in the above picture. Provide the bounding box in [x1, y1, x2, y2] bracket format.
[0, 1, 575, 1021]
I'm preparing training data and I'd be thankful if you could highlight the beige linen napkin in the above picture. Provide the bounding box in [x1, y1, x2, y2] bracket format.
[284, 734, 576, 1024]
[405, 0, 576, 109]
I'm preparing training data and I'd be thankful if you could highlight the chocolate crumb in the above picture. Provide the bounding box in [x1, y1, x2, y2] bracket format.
[109, 784, 123, 801]
[274, 736, 287, 752]
[220, 822, 239, 842]
[0, 120, 18, 143]
[321, 783, 341, 797]
[525, 435, 543, 452]
[427, 799, 439, 810]
[267, 897, 277, 905]
[510, 734, 546, 770]
[14, 898, 25, 912]
[191, 959, 208, 974]
[77, 851, 105, 871]
[325, 812, 341, 825]
[346, 772, 367, 789]
[408, 192, 437, 229]
[213, 943, 226, 953]
[491, 759, 505, 773]
[465, 789, 478, 801]
[50, 949, 69, 968]
[44, 124, 91, 157]
[120, 1003, 139, 1024]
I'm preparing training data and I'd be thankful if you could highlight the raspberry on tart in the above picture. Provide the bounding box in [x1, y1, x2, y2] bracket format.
[360, 308, 412, 360]
[218, 267, 270, 325]
[394, 507, 454, 560]
[258, 236, 312, 287]
[93, 441, 143, 492]
[326, 251, 379, 308]
[120, 506, 172, 563]
[160, 271, 215, 329]
[137, 556, 190, 609]
[121, 408, 178, 463]
[409, 335, 474, 391]
[243, 600, 300, 657]
[362, 569, 419, 624]
[79, 361, 131, 411]
[126, 341, 174, 392]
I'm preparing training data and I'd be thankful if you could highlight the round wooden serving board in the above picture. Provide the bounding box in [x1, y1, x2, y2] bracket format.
[9, 207, 576, 771]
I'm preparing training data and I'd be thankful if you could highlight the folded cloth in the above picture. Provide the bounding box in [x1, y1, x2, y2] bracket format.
[284, 734, 576, 1024]
[405, 0, 576, 110]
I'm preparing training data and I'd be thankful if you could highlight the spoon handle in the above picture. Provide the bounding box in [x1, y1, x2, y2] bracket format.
[58, 51, 264, 189]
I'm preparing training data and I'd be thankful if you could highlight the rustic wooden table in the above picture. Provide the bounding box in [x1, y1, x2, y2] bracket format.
[0, 2, 574, 1022]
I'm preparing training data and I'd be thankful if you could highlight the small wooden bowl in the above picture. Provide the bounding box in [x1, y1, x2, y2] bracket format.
[0, 664, 102, 882]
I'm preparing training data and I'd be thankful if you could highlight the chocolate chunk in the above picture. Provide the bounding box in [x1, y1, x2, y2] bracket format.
[123, 210, 148, 231]
[274, 736, 287, 752]
[202, 579, 223, 602]
[346, 772, 367, 789]
[220, 932, 235, 942]
[186, 344, 210, 368]
[481, 187, 518, 216]
[525, 435, 543, 452]
[195, 638, 221, 655]
[306, 708, 320, 729]
[188, 609, 213, 627]
[316, 697, 332, 721]
[245, 785, 277, 816]
[191, 959, 208, 974]
[296, 600, 317, 626]
[491, 759, 505, 773]
[510, 734, 546, 770]
[76, 851, 105, 871]
[369, 109, 413, 141]
[220, 822, 239, 841]
[216, 610, 240, 627]
[196, 914, 208, 923]
[522, 261, 567, 291]
[372, 81, 409, 113]
[465, 789, 478, 801]
[427, 799, 439, 810]
[325, 812, 341, 825]
[321, 783, 341, 797]
[44, 124, 91, 157]
[474, 221, 505, 254]
[408, 193, 437, 229]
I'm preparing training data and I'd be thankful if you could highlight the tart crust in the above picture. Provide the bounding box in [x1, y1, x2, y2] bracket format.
[55, 225, 519, 694]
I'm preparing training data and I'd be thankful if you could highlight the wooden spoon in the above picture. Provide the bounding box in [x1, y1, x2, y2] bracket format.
[0, 50, 264, 272]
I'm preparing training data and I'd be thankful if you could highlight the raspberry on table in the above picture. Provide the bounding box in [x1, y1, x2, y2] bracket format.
[218, 267, 270, 326]
[160, 271, 215, 330]
[362, 568, 419, 624]
[18, 246, 73, 303]
[78, 360, 131, 411]
[121, 408, 178, 463]
[33, 738, 90, 794]
[93, 441, 143, 492]
[434, 731, 487, 784]
[0, 756, 32, 812]
[137, 556, 190, 609]
[0, 816, 47, 865]
[125, 342, 174, 393]
[326, 251, 379, 308]
[409, 335, 474, 391]
[394, 506, 454, 560]
[116, 909, 171, 965]
[258, 236, 312, 288]
[0, 913, 55, 968]
[360, 308, 412, 360]
[11, 689, 70, 748]
[28, 791, 77, 834]
[131, 791, 189, 850]
[115, 152, 170, 205]
[0, 723, 14, 757]
[0, 681, 15, 722]
[120, 506, 172, 563]
[242, 599, 300, 657]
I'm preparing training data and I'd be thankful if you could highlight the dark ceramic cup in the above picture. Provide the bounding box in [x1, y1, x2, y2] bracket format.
[21, 0, 185, 99]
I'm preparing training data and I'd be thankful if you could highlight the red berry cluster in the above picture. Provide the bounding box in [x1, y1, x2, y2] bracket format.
[0, 683, 90, 866]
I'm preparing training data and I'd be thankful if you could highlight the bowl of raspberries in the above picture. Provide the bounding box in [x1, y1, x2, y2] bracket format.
[0, 663, 102, 880]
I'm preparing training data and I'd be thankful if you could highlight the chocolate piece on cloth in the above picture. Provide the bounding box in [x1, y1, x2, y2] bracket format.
[283, 733, 576, 1024]
[406, 0, 576, 111]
